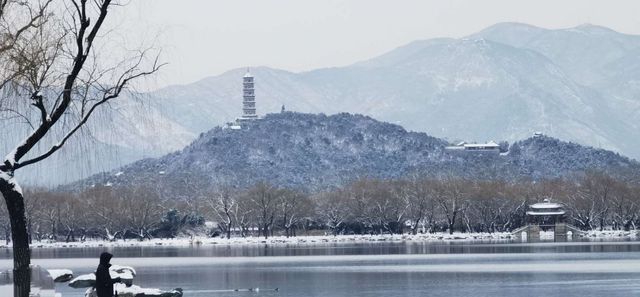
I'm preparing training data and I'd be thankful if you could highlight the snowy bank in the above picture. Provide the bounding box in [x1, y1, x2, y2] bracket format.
[84, 284, 183, 297]
[69, 269, 134, 288]
[4, 233, 513, 249]
[1, 231, 637, 250]
[66, 265, 182, 297]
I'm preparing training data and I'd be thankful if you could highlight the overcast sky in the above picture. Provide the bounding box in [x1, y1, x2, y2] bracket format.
[116, 0, 640, 89]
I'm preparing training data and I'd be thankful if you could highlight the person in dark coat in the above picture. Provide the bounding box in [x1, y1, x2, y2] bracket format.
[95, 252, 121, 297]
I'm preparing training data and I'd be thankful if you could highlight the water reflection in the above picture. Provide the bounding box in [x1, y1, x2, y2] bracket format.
[0, 239, 639, 297]
[0, 238, 637, 260]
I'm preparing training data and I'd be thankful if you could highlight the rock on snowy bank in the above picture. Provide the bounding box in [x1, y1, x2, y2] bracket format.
[84, 284, 183, 297]
[47, 269, 74, 282]
[69, 269, 134, 288]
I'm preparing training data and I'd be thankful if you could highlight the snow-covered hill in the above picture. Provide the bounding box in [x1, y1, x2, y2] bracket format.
[70, 112, 639, 193]
[15, 22, 640, 185]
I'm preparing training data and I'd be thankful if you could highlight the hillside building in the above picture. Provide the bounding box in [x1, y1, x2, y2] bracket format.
[445, 141, 500, 152]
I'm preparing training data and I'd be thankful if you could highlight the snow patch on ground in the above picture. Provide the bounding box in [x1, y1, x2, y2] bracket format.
[8, 233, 512, 249]
[8, 231, 632, 249]
[1, 231, 636, 250]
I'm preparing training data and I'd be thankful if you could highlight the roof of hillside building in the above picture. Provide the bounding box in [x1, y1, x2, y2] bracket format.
[463, 141, 499, 148]
[446, 140, 500, 149]
[526, 199, 565, 216]
[529, 198, 563, 209]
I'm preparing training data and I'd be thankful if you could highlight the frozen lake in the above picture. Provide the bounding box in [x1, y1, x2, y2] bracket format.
[2, 240, 640, 296]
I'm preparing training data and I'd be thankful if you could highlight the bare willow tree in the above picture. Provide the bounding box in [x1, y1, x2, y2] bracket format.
[0, 1, 161, 295]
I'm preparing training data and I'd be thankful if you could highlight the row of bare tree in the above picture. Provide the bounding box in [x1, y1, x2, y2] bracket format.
[1, 171, 638, 242]
[316, 171, 640, 235]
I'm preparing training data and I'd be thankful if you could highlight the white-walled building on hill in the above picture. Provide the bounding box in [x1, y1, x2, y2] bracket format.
[446, 140, 500, 153]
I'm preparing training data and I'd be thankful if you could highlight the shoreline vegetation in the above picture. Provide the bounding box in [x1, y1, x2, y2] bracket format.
[4, 171, 640, 246]
[1, 230, 637, 250]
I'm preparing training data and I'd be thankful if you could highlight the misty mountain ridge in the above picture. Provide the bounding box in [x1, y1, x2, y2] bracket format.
[70, 112, 639, 193]
[16, 22, 640, 185]
[147, 22, 640, 159]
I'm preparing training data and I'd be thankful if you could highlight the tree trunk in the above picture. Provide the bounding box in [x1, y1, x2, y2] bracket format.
[51, 221, 57, 241]
[448, 210, 458, 235]
[412, 218, 421, 235]
[27, 219, 32, 244]
[0, 178, 31, 297]
[263, 224, 268, 239]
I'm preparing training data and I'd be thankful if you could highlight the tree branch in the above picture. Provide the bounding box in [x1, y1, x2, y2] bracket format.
[15, 57, 164, 170]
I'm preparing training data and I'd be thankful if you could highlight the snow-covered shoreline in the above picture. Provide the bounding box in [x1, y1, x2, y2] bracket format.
[0, 230, 637, 250]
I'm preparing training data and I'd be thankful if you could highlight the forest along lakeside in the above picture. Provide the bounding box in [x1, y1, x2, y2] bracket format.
[1, 170, 638, 245]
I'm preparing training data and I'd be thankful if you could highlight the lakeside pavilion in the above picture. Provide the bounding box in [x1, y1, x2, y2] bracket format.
[513, 199, 582, 242]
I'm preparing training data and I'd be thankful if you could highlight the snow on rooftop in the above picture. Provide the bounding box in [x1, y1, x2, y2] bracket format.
[526, 210, 566, 216]
[447, 140, 500, 148]
[529, 199, 563, 209]
[463, 142, 499, 148]
[529, 202, 563, 209]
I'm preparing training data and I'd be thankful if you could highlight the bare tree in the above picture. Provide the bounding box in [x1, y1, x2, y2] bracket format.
[563, 172, 612, 230]
[121, 186, 163, 240]
[247, 182, 281, 239]
[609, 181, 638, 230]
[373, 180, 407, 235]
[345, 178, 380, 234]
[434, 178, 469, 235]
[279, 189, 313, 237]
[403, 177, 436, 234]
[233, 192, 254, 238]
[0, 1, 161, 295]
[315, 190, 351, 235]
[208, 185, 236, 239]
[83, 186, 121, 239]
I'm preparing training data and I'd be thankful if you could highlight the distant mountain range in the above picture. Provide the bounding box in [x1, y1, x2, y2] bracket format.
[69, 112, 639, 193]
[14, 22, 640, 185]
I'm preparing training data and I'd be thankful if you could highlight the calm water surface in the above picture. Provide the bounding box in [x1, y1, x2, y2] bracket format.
[2, 240, 640, 297]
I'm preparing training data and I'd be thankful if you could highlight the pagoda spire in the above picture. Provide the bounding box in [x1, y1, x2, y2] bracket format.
[241, 68, 257, 120]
